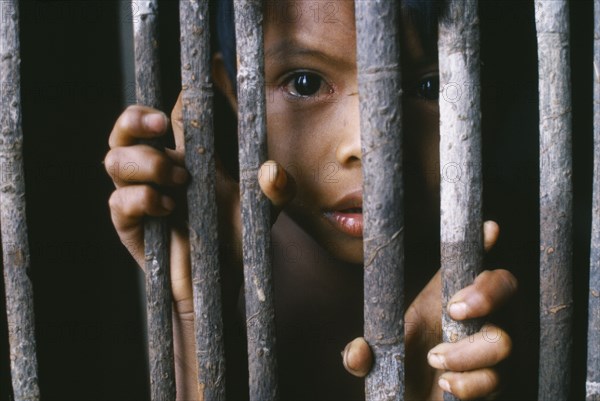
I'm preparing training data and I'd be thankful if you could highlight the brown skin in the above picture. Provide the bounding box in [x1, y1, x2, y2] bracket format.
[105, 1, 516, 400]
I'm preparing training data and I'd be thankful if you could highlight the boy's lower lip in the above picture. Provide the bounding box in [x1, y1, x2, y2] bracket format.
[323, 210, 363, 238]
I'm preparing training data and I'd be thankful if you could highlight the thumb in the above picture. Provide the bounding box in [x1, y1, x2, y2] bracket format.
[258, 160, 296, 225]
[342, 337, 373, 378]
[170, 92, 185, 151]
[483, 220, 500, 252]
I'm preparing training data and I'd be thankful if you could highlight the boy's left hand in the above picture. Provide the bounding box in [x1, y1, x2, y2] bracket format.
[342, 221, 517, 401]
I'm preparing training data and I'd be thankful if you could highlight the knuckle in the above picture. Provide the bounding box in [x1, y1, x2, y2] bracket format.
[475, 269, 493, 285]
[108, 190, 120, 211]
[104, 151, 117, 176]
[497, 269, 518, 293]
[118, 107, 143, 133]
[450, 376, 469, 398]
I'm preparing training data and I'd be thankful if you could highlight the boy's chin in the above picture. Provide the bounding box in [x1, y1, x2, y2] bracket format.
[324, 240, 365, 266]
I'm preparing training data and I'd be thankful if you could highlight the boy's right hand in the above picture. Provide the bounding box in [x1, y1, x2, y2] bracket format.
[105, 100, 296, 317]
[105, 100, 296, 400]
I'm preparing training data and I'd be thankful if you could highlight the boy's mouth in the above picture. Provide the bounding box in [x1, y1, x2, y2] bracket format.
[323, 190, 364, 238]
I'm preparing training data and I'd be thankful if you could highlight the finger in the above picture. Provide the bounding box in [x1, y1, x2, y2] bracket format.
[342, 337, 373, 378]
[483, 220, 500, 252]
[109, 185, 175, 233]
[165, 148, 186, 167]
[447, 269, 518, 320]
[105, 145, 188, 188]
[109, 105, 169, 148]
[438, 368, 500, 400]
[427, 324, 511, 372]
[170, 226, 193, 315]
[108, 185, 175, 267]
[258, 160, 296, 223]
[170, 92, 185, 151]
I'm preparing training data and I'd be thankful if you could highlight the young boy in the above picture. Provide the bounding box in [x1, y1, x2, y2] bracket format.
[105, 0, 517, 399]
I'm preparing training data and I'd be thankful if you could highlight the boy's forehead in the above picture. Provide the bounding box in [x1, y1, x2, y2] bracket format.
[264, 0, 357, 61]
[263, 0, 428, 68]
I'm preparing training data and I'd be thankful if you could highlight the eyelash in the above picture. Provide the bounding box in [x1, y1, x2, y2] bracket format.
[277, 71, 438, 102]
[280, 70, 334, 100]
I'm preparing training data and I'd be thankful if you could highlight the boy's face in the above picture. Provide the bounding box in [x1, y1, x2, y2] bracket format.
[261, 0, 439, 264]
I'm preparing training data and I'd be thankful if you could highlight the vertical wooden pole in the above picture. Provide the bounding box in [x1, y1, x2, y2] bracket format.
[587, 2, 600, 400]
[0, 1, 40, 399]
[179, 0, 227, 399]
[438, 2, 483, 400]
[535, 1, 573, 400]
[233, 1, 279, 400]
[355, 1, 405, 400]
[131, 1, 176, 399]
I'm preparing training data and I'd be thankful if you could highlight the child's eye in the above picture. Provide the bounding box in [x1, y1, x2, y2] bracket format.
[283, 71, 329, 98]
[416, 74, 440, 100]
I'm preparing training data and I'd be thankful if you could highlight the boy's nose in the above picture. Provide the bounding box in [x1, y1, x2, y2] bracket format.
[335, 96, 362, 167]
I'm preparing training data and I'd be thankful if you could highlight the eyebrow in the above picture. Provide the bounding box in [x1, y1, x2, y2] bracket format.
[265, 40, 438, 78]
[265, 40, 355, 69]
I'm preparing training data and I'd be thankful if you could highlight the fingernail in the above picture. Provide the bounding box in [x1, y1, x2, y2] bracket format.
[438, 378, 452, 394]
[448, 302, 468, 320]
[427, 351, 446, 369]
[161, 195, 175, 211]
[143, 112, 168, 133]
[172, 166, 188, 184]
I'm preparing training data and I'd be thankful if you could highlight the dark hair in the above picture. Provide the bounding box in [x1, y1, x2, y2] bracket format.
[213, 0, 446, 87]
[402, 0, 446, 55]
[214, 0, 237, 87]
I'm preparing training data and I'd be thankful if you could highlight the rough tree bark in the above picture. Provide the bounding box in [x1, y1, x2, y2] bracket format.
[131, 1, 176, 399]
[438, 2, 483, 401]
[587, 2, 600, 400]
[233, 1, 279, 400]
[355, 1, 405, 400]
[0, 0, 40, 399]
[535, 1, 573, 400]
[179, 0, 227, 400]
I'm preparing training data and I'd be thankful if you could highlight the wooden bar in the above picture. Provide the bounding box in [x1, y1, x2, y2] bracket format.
[587, 2, 600, 400]
[233, 1, 279, 399]
[131, 1, 176, 399]
[0, 1, 41, 399]
[354, 1, 405, 400]
[534, 1, 573, 400]
[179, 0, 227, 399]
[438, 2, 483, 400]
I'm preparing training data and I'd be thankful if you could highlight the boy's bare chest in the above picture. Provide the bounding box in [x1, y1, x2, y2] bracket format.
[269, 213, 366, 398]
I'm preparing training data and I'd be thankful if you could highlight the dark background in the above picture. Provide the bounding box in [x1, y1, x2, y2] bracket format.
[0, 0, 595, 399]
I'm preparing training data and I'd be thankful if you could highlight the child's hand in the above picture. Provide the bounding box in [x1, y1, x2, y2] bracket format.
[105, 98, 296, 399]
[105, 103, 194, 312]
[341, 221, 517, 401]
[105, 96, 296, 312]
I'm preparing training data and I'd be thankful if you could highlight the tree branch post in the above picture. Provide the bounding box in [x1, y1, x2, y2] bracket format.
[587, 2, 600, 400]
[179, 0, 227, 399]
[438, 2, 483, 400]
[0, 0, 40, 399]
[355, 1, 405, 400]
[132, 1, 176, 399]
[233, 1, 279, 399]
[535, 1, 574, 400]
